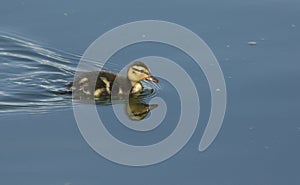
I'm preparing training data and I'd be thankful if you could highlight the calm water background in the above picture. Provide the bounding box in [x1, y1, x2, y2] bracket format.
[0, 0, 300, 184]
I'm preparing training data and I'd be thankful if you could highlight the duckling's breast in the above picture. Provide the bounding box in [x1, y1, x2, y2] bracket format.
[131, 83, 143, 94]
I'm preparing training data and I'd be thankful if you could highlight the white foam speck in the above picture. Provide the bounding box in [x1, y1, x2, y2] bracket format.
[247, 41, 257, 45]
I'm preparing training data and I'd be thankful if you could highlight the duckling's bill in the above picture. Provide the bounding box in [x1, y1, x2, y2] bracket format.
[145, 76, 159, 83]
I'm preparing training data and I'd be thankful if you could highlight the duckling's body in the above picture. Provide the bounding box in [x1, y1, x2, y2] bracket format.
[68, 61, 159, 98]
[70, 71, 142, 98]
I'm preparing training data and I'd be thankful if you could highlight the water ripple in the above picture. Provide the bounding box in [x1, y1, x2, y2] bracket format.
[0, 34, 77, 114]
[0, 34, 158, 115]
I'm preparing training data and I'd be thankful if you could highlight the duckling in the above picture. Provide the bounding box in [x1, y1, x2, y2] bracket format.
[68, 61, 159, 98]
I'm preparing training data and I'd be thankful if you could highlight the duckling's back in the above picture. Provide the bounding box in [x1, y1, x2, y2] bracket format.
[69, 71, 132, 98]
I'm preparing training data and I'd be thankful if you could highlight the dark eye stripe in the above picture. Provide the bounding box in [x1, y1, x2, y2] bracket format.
[132, 67, 149, 75]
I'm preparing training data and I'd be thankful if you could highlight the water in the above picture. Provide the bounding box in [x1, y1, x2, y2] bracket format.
[1, 0, 300, 185]
[0, 34, 76, 114]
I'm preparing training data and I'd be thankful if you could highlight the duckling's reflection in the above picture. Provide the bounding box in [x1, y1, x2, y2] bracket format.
[126, 98, 158, 120]
[93, 96, 158, 121]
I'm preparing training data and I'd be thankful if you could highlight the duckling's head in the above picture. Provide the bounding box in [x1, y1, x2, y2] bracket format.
[127, 61, 159, 84]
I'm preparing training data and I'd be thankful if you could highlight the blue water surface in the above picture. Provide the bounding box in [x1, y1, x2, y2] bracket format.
[0, 0, 299, 185]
